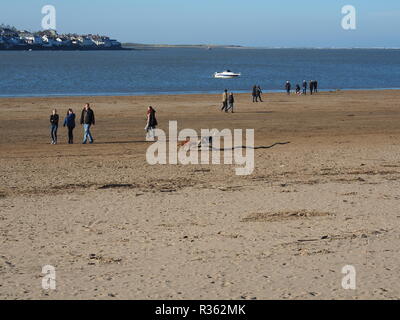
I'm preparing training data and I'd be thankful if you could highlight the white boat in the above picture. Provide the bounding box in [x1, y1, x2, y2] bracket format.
[213, 70, 241, 79]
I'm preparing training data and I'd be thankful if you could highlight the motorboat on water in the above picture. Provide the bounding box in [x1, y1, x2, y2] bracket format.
[213, 70, 241, 79]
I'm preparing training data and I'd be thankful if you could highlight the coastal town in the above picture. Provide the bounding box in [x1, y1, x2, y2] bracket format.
[0, 25, 123, 50]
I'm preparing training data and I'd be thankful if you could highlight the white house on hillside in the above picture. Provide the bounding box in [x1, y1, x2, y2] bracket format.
[104, 39, 121, 47]
[7, 37, 21, 45]
[41, 35, 57, 47]
[92, 38, 105, 46]
[1, 26, 124, 50]
[34, 36, 43, 45]
[21, 35, 34, 44]
[81, 37, 96, 46]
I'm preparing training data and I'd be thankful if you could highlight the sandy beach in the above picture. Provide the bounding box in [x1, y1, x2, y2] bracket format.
[1, 89, 400, 300]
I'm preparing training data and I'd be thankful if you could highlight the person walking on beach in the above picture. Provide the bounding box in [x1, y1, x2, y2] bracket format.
[49, 109, 59, 145]
[145, 106, 158, 140]
[227, 92, 235, 113]
[309, 80, 314, 95]
[314, 80, 318, 93]
[295, 84, 301, 95]
[221, 89, 229, 111]
[80, 103, 95, 144]
[252, 85, 258, 102]
[285, 81, 291, 95]
[302, 80, 307, 95]
[256, 85, 263, 102]
[63, 108, 76, 144]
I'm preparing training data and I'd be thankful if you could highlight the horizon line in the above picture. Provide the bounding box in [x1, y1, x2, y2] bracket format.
[123, 43, 400, 50]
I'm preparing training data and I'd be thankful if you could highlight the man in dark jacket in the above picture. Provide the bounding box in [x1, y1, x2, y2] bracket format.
[285, 81, 291, 95]
[252, 85, 258, 102]
[314, 80, 318, 93]
[309, 80, 314, 95]
[80, 103, 95, 144]
[302, 80, 307, 95]
[256, 86, 263, 102]
[227, 92, 235, 113]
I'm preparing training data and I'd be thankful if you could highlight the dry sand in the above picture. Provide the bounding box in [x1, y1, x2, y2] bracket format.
[0, 90, 400, 299]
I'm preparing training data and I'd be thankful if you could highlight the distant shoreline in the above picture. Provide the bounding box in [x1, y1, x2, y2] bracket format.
[2, 44, 400, 51]
[0, 46, 132, 51]
[122, 43, 243, 49]
[0, 26, 125, 51]
[1, 88, 399, 99]
[122, 44, 400, 50]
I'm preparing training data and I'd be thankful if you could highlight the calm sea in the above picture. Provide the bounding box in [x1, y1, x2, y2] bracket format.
[1, 48, 400, 97]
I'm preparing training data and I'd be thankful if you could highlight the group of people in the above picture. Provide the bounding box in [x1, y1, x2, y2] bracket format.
[286, 80, 319, 95]
[50, 80, 320, 145]
[49, 104, 160, 144]
[220, 85, 265, 113]
[221, 89, 235, 113]
[49, 103, 95, 145]
[220, 79, 319, 114]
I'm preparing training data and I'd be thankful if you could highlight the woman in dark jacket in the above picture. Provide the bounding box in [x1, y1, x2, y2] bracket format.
[49, 109, 59, 144]
[228, 92, 235, 113]
[145, 106, 158, 140]
[63, 109, 76, 144]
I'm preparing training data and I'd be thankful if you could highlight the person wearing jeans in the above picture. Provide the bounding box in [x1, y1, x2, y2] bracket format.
[80, 103, 95, 144]
[49, 109, 59, 144]
[83, 123, 93, 143]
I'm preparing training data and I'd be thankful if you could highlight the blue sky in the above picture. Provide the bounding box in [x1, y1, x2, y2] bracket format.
[1, 0, 400, 47]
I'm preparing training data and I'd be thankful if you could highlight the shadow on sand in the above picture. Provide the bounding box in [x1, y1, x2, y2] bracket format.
[211, 141, 290, 151]
[235, 111, 274, 114]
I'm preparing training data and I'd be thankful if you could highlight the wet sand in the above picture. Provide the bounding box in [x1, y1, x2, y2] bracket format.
[1, 90, 400, 299]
